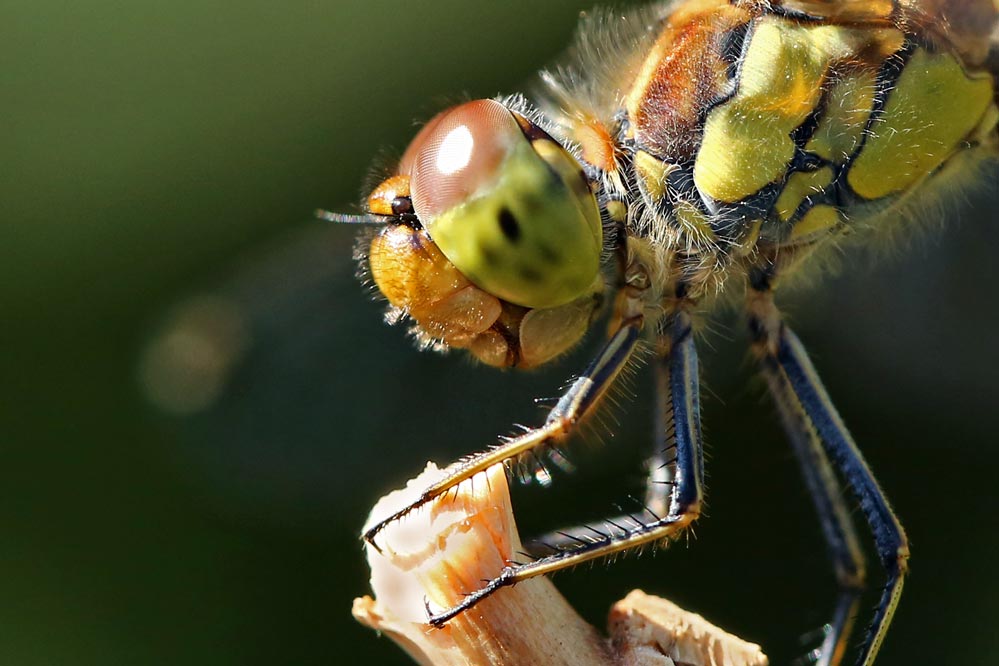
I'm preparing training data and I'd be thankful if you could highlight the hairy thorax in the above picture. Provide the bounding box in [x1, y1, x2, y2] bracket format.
[540, 0, 999, 305]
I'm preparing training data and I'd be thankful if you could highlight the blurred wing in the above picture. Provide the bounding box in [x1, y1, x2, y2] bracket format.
[138, 225, 399, 523]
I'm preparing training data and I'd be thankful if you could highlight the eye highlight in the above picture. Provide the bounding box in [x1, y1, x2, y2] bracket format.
[433, 124, 475, 175]
[407, 99, 519, 226]
[396, 98, 603, 310]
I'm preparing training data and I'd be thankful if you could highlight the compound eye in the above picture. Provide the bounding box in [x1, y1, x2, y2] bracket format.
[396, 107, 447, 179]
[397, 99, 603, 310]
[406, 99, 522, 224]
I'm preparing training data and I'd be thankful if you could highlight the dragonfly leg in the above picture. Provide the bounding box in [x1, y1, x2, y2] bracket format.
[362, 314, 644, 548]
[364, 236, 652, 548]
[747, 279, 908, 666]
[427, 310, 704, 626]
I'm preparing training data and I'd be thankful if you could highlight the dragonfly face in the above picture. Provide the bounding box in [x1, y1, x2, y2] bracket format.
[325, 1, 999, 664]
[360, 98, 605, 368]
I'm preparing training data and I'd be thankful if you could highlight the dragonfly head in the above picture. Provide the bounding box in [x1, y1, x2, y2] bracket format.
[355, 99, 606, 368]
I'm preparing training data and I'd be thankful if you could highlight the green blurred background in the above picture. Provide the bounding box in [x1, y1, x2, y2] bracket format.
[4, 1, 998, 664]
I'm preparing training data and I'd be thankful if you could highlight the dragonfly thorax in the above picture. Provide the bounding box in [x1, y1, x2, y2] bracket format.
[542, 0, 998, 301]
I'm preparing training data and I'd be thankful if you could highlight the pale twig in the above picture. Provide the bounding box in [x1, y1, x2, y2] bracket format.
[353, 463, 767, 666]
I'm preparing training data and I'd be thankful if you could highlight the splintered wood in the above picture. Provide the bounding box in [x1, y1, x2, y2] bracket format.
[353, 463, 768, 666]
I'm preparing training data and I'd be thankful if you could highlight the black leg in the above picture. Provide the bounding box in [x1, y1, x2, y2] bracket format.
[757, 339, 866, 666]
[436, 311, 705, 626]
[748, 287, 908, 666]
[363, 316, 644, 549]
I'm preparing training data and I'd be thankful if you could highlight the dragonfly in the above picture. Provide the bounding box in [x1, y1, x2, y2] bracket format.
[320, 1, 999, 664]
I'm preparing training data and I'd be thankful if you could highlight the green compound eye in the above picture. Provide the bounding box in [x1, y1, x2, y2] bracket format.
[404, 99, 603, 310]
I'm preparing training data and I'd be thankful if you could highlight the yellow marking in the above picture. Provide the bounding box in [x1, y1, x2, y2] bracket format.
[605, 199, 628, 223]
[634, 150, 677, 201]
[696, 20, 840, 201]
[778, 0, 894, 22]
[695, 17, 904, 203]
[776, 167, 834, 221]
[807, 69, 878, 162]
[848, 48, 995, 200]
[971, 101, 999, 147]
[789, 205, 841, 240]
[674, 200, 716, 242]
[735, 218, 764, 255]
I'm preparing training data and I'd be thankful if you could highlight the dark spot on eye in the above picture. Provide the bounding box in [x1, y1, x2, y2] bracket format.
[518, 264, 543, 283]
[498, 207, 521, 242]
[537, 243, 561, 263]
[522, 194, 544, 214]
[481, 245, 501, 267]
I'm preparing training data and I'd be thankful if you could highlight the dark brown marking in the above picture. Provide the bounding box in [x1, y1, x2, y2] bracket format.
[391, 196, 413, 217]
[513, 112, 555, 143]
[518, 264, 543, 283]
[481, 245, 501, 267]
[498, 207, 521, 242]
[537, 243, 561, 263]
[626, 4, 753, 159]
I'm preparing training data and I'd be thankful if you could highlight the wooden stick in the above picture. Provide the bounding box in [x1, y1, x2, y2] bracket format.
[353, 463, 768, 666]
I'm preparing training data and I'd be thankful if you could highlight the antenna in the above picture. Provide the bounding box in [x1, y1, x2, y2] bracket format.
[314, 209, 390, 225]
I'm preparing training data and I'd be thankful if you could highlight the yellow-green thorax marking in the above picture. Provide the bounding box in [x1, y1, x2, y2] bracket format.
[626, 10, 998, 253]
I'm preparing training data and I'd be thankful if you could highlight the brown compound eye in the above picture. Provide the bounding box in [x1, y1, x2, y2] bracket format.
[397, 107, 447, 178]
[382, 98, 603, 311]
[403, 99, 523, 225]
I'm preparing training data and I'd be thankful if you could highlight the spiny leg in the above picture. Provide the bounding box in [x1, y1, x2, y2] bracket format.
[655, 310, 705, 518]
[434, 310, 705, 626]
[365, 232, 649, 549]
[363, 315, 644, 549]
[747, 283, 908, 666]
[756, 337, 867, 666]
